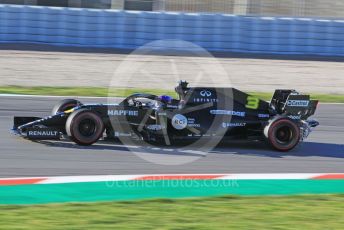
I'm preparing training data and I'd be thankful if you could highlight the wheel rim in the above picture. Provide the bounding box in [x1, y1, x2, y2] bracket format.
[78, 119, 96, 137]
[275, 125, 293, 145]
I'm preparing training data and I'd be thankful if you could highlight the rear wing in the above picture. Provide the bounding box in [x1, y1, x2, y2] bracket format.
[270, 90, 318, 119]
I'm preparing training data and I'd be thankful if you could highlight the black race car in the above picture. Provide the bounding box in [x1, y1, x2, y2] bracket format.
[12, 81, 319, 151]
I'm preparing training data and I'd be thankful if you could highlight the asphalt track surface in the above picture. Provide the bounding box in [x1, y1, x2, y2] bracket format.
[0, 95, 343, 177]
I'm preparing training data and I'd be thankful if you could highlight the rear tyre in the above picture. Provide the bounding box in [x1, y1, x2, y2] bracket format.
[66, 109, 104, 146]
[264, 118, 300, 152]
[52, 99, 82, 115]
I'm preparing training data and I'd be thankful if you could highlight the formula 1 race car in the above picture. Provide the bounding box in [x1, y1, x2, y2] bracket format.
[12, 81, 319, 151]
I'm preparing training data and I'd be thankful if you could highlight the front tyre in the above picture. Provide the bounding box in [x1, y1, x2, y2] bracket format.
[52, 99, 82, 115]
[264, 118, 300, 152]
[66, 109, 104, 146]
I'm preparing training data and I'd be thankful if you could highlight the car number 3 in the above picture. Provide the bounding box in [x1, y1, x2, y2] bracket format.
[246, 96, 260, 110]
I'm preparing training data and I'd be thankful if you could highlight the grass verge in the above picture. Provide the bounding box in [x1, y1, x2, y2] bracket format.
[0, 86, 175, 98]
[1, 195, 344, 229]
[0, 86, 344, 103]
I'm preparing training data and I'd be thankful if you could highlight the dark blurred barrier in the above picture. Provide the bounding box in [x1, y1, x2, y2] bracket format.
[0, 4, 343, 56]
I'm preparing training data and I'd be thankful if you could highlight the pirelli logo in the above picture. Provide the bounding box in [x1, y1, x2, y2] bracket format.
[286, 100, 309, 107]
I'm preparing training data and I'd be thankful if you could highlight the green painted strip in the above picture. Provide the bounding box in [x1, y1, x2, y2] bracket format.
[1, 86, 344, 103]
[1, 179, 344, 205]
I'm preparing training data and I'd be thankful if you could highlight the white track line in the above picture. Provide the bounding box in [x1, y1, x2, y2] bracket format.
[1, 173, 344, 185]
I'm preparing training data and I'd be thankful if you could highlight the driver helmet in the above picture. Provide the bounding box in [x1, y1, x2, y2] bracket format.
[158, 95, 172, 104]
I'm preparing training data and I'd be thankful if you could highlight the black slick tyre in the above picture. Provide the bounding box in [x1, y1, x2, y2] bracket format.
[52, 99, 82, 115]
[66, 109, 104, 146]
[264, 118, 300, 152]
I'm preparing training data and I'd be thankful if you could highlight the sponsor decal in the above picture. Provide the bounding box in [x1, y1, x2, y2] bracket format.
[28, 130, 59, 136]
[193, 98, 218, 103]
[187, 118, 201, 128]
[188, 124, 201, 127]
[27, 128, 60, 139]
[258, 113, 270, 118]
[166, 105, 178, 109]
[193, 89, 218, 103]
[147, 124, 165, 131]
[287, 100, 309, 107]
[222, 122, 246, 128]
[114, 132, 132, 137]
[288, 115, 301, 120]
[210, 110, 246, 117]
[200, 90, 212, 97]
[108, 110, 138, 116]
[172, 114, 188, 130]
